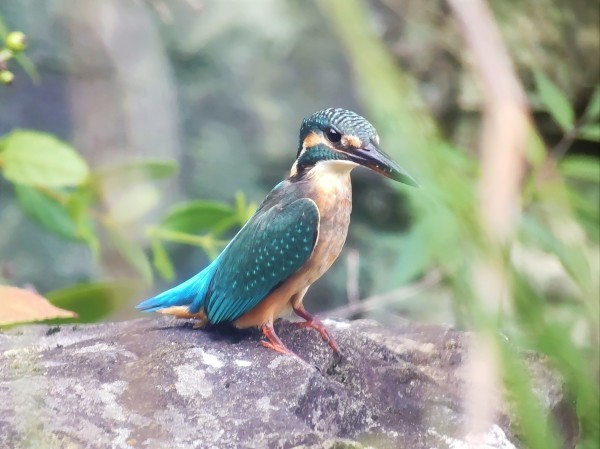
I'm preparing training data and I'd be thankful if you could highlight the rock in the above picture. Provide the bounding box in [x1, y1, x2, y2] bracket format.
[0, 318, 576, 449]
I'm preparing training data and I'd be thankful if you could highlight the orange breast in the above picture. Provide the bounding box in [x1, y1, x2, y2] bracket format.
[234, 169, 353, 329]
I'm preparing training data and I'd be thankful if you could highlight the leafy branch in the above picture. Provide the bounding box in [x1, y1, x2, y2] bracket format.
[534, 72, 600, 158]
[0, 130, 255, 325]
[0, 29, 28, 85]
[0, 13, 39, 84]
[320, 0, 599, 446]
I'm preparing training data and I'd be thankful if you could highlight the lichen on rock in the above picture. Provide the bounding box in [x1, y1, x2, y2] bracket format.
[0, 318, 576, 449]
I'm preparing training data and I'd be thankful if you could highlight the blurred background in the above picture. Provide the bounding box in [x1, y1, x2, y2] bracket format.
[0, 0, 598, 446]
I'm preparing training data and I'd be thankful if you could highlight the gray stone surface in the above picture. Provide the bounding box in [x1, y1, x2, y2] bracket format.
[0, 318, 575, 449]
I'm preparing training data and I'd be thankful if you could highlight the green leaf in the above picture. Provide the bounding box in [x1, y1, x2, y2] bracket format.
[14, 184, 80, 240]
[511, 271, 599, 446]
[524, 128, 547, 168]
[13, 52, 41, 84]
[45, 281, 145, 323]
[560, 156, 600, 183]
[520, 214, 592, 293]
[67, 189, 100, 257]
[583, 85, 600, 122]
[534, 72, 575, 131]
[93, 160, 178, 184]
[14, 184, 99, 250]
[104, 225, 153, 284]
[106, 184, 160, 224]
[386, 227, 433, 287]
[565, 186, 599, 243]
[161, 201, 235, 234]
[151, 237, 175, 281]
[578, 123, 600, 142]
[498, 337, 562, 449]
[0, 130, 89, 187]
[0, 15, 8, 37]
[234, 191, 257, 224]
[93, 161, 176, 224]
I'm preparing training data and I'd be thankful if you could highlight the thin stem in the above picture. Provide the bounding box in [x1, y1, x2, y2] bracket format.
[147, 226, 228, 258]
[326, 269, 442, 318]
[551, 112, 593, 160]
[0, 48, 12, 65]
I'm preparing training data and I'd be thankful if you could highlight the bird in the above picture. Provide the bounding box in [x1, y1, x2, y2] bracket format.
[137, 108, 417, 357]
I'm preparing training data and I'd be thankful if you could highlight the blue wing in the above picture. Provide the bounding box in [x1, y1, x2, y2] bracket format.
[136, 259, 220, 312]
[203, 197, 319, 324]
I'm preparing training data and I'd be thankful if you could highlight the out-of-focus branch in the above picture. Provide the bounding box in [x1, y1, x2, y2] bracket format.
[326, 269, 442, 319]
[447, 0, 529, 243]
[0, 31, 28, 85]
[447, 0, 532, 320]
[345, 249, 361, 306]
[447, 0, 532, 445]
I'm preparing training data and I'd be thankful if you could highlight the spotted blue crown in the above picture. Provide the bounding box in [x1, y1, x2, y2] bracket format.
[298, 108, 377, 150]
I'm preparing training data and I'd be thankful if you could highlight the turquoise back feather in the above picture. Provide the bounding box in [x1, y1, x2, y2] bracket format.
[203, 197, 318, 323]
[137, 181, 320, 324]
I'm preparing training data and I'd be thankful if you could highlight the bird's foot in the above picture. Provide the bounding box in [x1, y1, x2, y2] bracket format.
[260, 340, 297, 357]
[260, 321, 300, 358]
[295, 319, 341, 354]
[292, 305, 341, 355]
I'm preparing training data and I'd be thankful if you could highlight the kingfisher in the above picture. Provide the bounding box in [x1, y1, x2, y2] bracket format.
[137, 108, 417, 357]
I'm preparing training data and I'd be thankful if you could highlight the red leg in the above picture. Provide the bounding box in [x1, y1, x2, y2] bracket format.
[292, 304, 340, 355]
[260, 321, 299, 358]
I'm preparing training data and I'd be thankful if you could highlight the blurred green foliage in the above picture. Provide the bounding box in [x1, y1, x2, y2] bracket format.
[0, 2, 598, 447]
[0, 128, 255, 322]
[320, 0, 598, 447]
[0, 17, 38, 84]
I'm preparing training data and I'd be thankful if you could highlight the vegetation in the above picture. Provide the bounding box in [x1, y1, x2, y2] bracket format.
[0, 24, 255, 325]
[319, 0, 598, 447]
[0, 2, 598, 447]
[0, 125, 255, 323]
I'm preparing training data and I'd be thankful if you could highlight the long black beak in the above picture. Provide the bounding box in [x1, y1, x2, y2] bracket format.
[348, 142, 418, 187]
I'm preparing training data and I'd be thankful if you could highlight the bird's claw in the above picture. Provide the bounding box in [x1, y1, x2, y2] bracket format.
[260, 321, 305, 360]
[294, 318, 341, 356]
[260, 340, 298, 358]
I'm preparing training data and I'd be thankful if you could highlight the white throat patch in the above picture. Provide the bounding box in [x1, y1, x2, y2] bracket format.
[305, 160, 357, 195]
[309, 159, 358, 176]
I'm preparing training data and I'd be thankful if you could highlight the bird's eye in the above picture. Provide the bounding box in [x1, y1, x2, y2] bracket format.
[325, 127, 342, 143]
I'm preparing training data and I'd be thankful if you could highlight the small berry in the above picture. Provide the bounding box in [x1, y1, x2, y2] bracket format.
[4, 32, 27, 53]
[0, 70, 14, 85]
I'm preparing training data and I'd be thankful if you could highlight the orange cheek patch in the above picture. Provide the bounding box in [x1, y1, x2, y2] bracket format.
[303, 131, 325, 149]
[342, 135, 361, 148]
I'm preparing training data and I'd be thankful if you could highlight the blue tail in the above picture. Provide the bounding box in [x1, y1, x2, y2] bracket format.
[137, 258, 220, 314]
